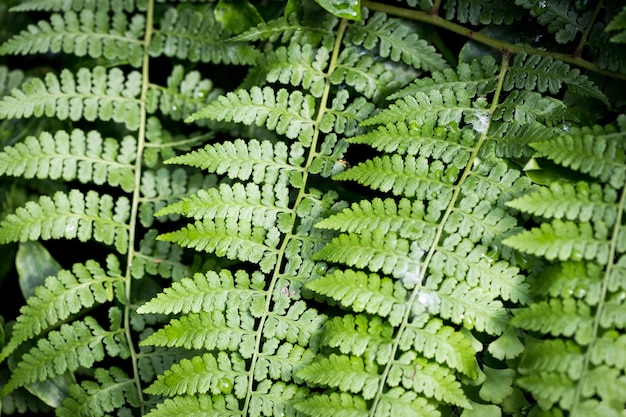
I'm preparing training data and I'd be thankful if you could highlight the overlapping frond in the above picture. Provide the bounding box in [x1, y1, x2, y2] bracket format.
[345, 11, 448, 72]
[0, 129, 136, 192]
[515, 0, 592, 43]
[0, 255, 123, 362]
[503, 114, 626, 416]
[149, 6, 259, 65]
[299, 54, 535, 415]
[1, 312, 128, 397]
[0, 67, 142, 130]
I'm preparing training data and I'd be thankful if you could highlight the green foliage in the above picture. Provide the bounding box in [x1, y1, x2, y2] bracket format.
[503, 114, 626, 416]
[0, 0, 624, 416]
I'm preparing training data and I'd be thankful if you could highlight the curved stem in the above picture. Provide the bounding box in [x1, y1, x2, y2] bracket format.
[362, 0, 626, 81]
[574, 0, 604, 57]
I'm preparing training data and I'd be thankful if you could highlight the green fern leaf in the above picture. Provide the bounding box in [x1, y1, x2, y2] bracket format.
[345, 12, 447, 72]
[0, 255, 123, 362]
[492, 90, 567, 125]
[251, 43, 328, 98]
[606, 4, 626, 43]
[144, 352, 248, 397]
[146, 65, 219, 123]
[363, 88, 485, 128]
[0, 10, 144, 67]
[0, 67, 142, 130]
[506, 181, 617, 223]
[296, 354, 381, 399]
[232, 13, 335, 45]
[255, 340, 317, 381]
[0, 65, 25, 96]
[157, 218, 279, 273]
[505, 52, 608, 104]
[56, 367, 140, 417]
[0, 129, 136, 192]
[155, 182, 291, 231]
[512, 298, 594, 344]
[142, 394, 242, 417]
[141, 309, 257, 358]
[0, 189, 130, 253]
[334, 154, 456, 199]
[149, 6, 259, 65]
[401, 317, 477, 377]
[1, 315, 127, 396]
[315, 197, 437, 242]
[443, 0, 523, 25]
[247, 381, 309, 417]
[136, 269, 266, 316]
[9, 0, 139, 12]
[515, 0, 591, 43]
[332, 47, 416, 100]
[306, 270, 409, 326]
[163, 139, 304, 184]
[185, 87, 317, 145]
[294, 392, 369, 417]
[530, 128, 626, 189]
[388, 55, 498, 101]
[503, 219, 610, 263]
[132, 229, 190, 280]
[313, 230, 422, 279]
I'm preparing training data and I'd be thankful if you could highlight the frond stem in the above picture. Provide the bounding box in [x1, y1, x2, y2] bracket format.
[362, 0, 626, 81]
[122, 0, 155, 413]
[367, 52, 511, 416]
[573, 0, 604, 57]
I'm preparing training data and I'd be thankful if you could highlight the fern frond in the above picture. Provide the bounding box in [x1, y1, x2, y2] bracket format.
[316, 197, 437, 241]
[149, 6, 259, 65]
[0, 189, 130, 253]
[531, 126, 626, 189]
[515, 0, 591, 43]
[132, 229, 190, 280]
[136, 269, 266, 316]
[0, 129, 136, 192]
[165, 139, 304, 184]
[314, 230, 422, 279]
[9, 0, 139, 12]
[252, 43, 328, 98]
[0, 67, 142, 130]
[144, 352, 248, 397]
[363, 88, 486, 128]
[255, 340, 317, 381]
[505, 52, 608, 104]
[185, 87, 317, 144]
[1, 315, 127, 396]
[388, 55, 498, 100]
[504, 219, 610, 263]
[332, 47, 415, 100]
[56, 367, 140, 417]
[492, 90, 567, 125]
[443, 0, 523, 25]
[0, 190, 130, 253]
[507, 181, 617, 223]
[0, 65, 25, 96]
[0, 10, 145, 67]
[232, 13, 335, 46]
[141, 309, 257, 357]
[334, 154, 456, 199]
[155, 182, 291, 230]
[606, 4, 626, 43]
[146, 65, 219, 123]
[0, 255, 123, 363]
[158, 218, 279, 273]
[306, 270, 409, 326]
[345, 12, 448, 72]
[142, 394, 241, 417]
